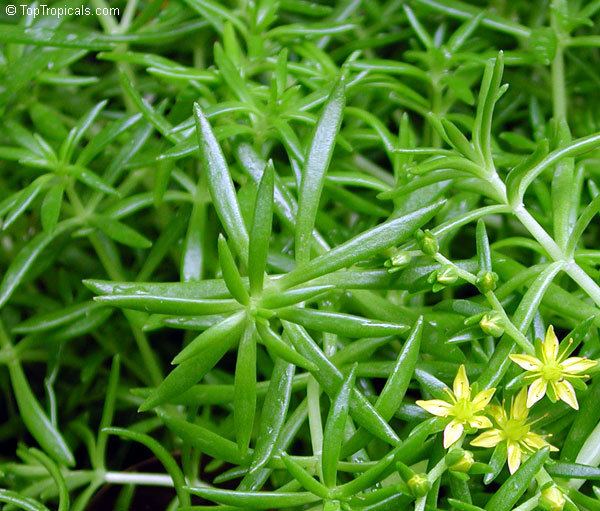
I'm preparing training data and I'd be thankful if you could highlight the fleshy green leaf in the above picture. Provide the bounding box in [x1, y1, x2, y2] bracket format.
[295, 78, 345, 264]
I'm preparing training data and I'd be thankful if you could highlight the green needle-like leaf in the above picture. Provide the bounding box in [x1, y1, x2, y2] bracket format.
[218, 234, 249, 305]
[282, 200, 444, 288]
[295, 78, 345, 264]
[277, 307, 409, 337]
[250, 360, 295, 472]
[484, 448, 549, 511]
[0, 220, 77, 308]
[141, 333, 238, 410]
[249, 161, 275, 294]
[322, 364, 356, 487]
[194, 103, 249, 262]
[0, 322, 74, 466]
[90, 216, 152, 249]
[172, 311, 246, 364]
[40, 182, 64, 232]
[344, 317, 423, 454]
[160, 414, 243, 465]
[234, 321, 257, 456]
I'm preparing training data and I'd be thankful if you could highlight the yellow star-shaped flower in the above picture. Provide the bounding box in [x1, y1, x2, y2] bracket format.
[416, 365, 495, 448]
[509, 325, 597, 409]
[470, 387, 557, 473]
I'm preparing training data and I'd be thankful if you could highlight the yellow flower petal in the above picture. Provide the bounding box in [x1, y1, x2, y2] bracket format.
[522, 433, 548, 451]
[453, 365, 470, 400]
[443, 420, 464, 448]
[509, 354, 542, 371]
[468, 415, 492, 429]
[416, 399, 452, 417]
[511, 387, 529, 421]
[507, 441, 522, 474]
[488, 404, 507, 424]
[542, 325, 559, 363]
[526, 378, 547, 408]
[471, 429, 503, 448]
[553, 380, 579, 410]
[472, 387, 496, 411]
[523, 433, 558, 452]
[560, 357, 598, 374]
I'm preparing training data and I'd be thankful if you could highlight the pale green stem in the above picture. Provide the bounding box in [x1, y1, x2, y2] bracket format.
[414, 495, 427, 511]
[512, 205, 564, 261]
[486, 292, 535, 355]
[551, 44, 567, 122]
[485, 178, 600, 307]
[564, 260, 600, 307]
[433, 253, 536, 354]
[104, 471, 177, 487]
[89, 0, 136, 111]
[119, 0, 139, 33]
[433, 253, 477, 285]
[67, 186, 163, 386]
[89, 0, 119, 33]
[415, 457, 448, 511]
[551, 0, 567, 122]
[307, 377, 324, 458]
[426, 457, 448, 485]
[430, 77, 443, 148]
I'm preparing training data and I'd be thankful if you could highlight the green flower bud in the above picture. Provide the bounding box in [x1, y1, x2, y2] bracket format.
[445, 448, 474, 473]
[539, 486, 565, 511]
[479, 312, 504, 337]
[428, 265, 458, 292]
[477, 270, 499, 293]
[417, 229, 439, 256]
[407, 473, 431, 498]
[384, 249, 412, 273]
[437, 266, 458, 285]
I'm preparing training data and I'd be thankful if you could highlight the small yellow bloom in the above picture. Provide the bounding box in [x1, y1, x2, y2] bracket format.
[509, 325, 597, 409]
[470, 387, 557, 474]
[416, 365, 495, 448]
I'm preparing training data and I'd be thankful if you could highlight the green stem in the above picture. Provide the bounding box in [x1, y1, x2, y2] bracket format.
[551, 0, 567, 122]
[551, 45, 567, 122]
[119, 0, 139, 32]
[88, 235, 163, 386]
[427, 457, 448, 484]
[415, 457, 448, 511]
[433, 253, 477, 285]
[67, 185, 163, 386]
[486, 292, 535, 355]
[430, 77, 443, 147]
[485, 179, 600, 308]
[104, 471, 178, 487]
[307, 377, 324, 459]
[433, 253, 536, 354]
[89, 0, 137, 112]
[512, 205, 564, 261]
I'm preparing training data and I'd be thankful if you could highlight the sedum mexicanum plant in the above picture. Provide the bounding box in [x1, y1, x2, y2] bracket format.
[4, 0, 600, 510]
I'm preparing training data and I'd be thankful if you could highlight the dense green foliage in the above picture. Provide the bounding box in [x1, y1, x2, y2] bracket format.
[2, 0, 600, 510]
